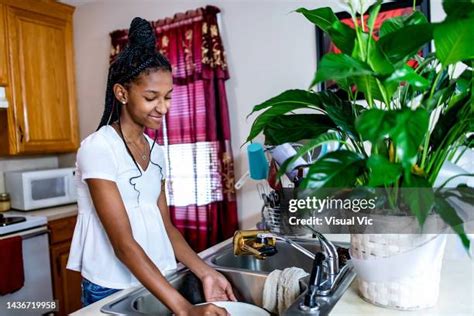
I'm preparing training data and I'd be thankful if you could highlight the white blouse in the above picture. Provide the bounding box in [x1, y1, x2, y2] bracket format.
[66, 125, 177, 289]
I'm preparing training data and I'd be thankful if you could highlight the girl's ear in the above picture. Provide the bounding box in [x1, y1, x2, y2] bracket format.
[113, 83, 128, 104]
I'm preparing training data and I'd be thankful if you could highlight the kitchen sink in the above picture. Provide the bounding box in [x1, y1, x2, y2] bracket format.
[101, 238, 355, 315]
[101, 268, 267, 315]
[207, 239, 321, 273]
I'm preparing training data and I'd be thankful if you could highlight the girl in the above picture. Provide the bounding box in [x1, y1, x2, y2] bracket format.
[67, 17, 234, 316]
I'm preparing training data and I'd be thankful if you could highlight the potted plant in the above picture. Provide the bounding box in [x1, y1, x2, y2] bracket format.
[246, 0, 473, 310]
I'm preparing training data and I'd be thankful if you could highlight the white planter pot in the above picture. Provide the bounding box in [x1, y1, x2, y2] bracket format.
[350, 233, 447, 310]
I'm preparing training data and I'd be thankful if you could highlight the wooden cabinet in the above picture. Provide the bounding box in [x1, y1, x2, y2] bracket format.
[0, 4, 8, 85]
[0, 0, 79, 155]
[49, 215, 82, 316]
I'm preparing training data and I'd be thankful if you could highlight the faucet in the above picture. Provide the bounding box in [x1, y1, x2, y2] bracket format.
[233, 230, 342, 295]
[233, 229, 354, 313]
[255, 232, 316, 261]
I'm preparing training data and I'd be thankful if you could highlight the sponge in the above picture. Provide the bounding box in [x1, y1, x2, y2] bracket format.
[247, 143, 269, 180]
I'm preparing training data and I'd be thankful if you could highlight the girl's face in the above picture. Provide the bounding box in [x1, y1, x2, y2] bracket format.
[120, 69, 173, 130]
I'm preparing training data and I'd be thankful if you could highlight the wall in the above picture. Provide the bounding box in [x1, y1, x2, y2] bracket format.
[68, 0, 446, 229]
[0, 156, 58, 192]
[70, 0, 324, 228]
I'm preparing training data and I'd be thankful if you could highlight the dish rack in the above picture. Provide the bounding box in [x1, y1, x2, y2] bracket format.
[262, 205, 282, 233]
[260, 188, 310, 236]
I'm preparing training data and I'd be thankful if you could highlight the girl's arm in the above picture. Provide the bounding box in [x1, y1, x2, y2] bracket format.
[157, 187, 236, 302]
[86, 179, 227, 315]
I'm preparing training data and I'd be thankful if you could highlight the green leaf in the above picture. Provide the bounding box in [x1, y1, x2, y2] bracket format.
[384, 65, 431, 91]
[301, 150, 366, 189]
[379, 11, 429, 37]
[424, 85, 456, 112]
[296, 7, 356, 55]
[248, 105, 318, 143]
[401, 175, 434, 226]
[357, 109, 429, 170]
[368, 0, 383, 35]
[371, 138, 389, 157]
[368, 42, 394, 76]
[391, 109, 429, 169]
[353, 75, 385, 101]
[443, 0, 474, 19]
[434, 195, 470, 250]
[247, 89, 320, 119]
[434, 18, 474, 66]
[380, 16, 405, 38]
[327, 19, 357, 55]
[277, 133, 341, 178]
[379, 24, 433, 63]
[323, 97, 360, 139]
[296, 7, 337, 32]
[313, 53, 373, 86]
[335, 77, 353, 93]
[430, 93, 471, 150]
[367, 155, 402, 186]
[356, 109, 395, 142]
[355, 33, 394, 76]
[263, 114, 336, 145]
[455, 69, 472, 94]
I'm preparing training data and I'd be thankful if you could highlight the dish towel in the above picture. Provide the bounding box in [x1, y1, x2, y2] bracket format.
[262, 267, 308, 315]
[0, 236, 25, 295]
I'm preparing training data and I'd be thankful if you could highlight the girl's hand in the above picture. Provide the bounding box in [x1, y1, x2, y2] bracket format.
[201, 270, 237, 302]
[178, 303, 229, 316]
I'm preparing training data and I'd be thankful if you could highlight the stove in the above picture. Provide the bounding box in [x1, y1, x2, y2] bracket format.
[0, 213, 53, 314]
[0, 214, 47, 236]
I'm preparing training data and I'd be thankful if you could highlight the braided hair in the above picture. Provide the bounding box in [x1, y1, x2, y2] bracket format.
[97, 17, 171, 204]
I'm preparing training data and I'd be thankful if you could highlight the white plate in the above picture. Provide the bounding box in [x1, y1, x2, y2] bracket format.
[197, 301, 270, 315]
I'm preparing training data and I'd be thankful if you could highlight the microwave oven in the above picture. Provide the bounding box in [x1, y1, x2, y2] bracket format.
[5, 168, 77, 211]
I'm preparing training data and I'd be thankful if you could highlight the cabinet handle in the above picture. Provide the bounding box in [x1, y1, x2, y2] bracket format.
[18, 125, 24, 143]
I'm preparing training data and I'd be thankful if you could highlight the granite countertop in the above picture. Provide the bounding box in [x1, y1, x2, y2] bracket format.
[6, 203, 78, 221]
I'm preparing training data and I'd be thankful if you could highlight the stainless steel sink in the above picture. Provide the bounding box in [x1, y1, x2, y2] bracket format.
[101, 268, 267, 316]
[101, 238, 355, 316]
[207, 240, 320, 273]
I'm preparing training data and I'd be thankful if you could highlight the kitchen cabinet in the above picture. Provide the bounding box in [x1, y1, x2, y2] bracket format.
[49, 215, 82, 316]
[0, 4, 8, 85]
[0, 0, 79, 155]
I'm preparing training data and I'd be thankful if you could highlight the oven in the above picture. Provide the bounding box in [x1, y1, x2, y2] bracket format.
[0, 217, 54, 315]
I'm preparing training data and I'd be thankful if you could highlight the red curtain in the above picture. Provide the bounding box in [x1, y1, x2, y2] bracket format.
[110, 6, 238, 252]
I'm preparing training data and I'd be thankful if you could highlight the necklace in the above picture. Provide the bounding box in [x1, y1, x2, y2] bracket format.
[130, 137, 148, 161]
[113, 123, 148, 161]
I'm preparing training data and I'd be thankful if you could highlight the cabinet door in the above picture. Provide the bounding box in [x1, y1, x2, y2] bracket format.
[0, 4, 8, 85]
[50, 241, 82, 316]
[6, 6, 78, 154]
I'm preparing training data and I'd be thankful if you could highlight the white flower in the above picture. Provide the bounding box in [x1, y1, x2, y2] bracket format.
[337, 0, 377, 15]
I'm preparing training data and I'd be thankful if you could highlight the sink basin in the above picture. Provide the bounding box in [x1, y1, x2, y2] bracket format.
[101, 268, 267, 315]
[101, 238, 355, 316]
[208, 239, 322, 273]
[206, 238, 356, 315]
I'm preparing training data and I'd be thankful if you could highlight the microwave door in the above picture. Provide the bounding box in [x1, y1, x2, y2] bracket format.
[25, 174, 70, 210]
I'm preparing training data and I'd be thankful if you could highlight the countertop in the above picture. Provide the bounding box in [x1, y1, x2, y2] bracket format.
[70, 234, 474, 316]
[331, 257, 474, 316]
[6, 203, 78, 221]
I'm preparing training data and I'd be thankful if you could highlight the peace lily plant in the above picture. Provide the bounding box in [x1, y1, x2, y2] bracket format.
[246, 0, 474, 249]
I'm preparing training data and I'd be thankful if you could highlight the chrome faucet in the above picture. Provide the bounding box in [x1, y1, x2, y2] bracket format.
[255, 232, 316, 260]
[311, 231, 339, 276]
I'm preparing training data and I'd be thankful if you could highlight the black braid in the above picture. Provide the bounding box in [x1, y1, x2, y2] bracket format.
[97, 17, 171, 204]
[97, 17, 171, 130]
